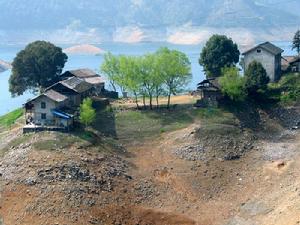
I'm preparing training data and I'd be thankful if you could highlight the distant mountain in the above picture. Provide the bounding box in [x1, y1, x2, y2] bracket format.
[64, 44, 105, 55]
[0, 60, 12, 73]
[0, 0, 299, 44]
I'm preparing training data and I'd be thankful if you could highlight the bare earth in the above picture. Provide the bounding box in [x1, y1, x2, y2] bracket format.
[1, 103, 300, 224]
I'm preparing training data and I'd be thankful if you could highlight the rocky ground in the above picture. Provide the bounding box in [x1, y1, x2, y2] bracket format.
[0, 103, 300, 225]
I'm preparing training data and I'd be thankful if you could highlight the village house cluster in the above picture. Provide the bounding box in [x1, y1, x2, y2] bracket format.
[196, 41, 300, 107]
[24, 69, 109, 133]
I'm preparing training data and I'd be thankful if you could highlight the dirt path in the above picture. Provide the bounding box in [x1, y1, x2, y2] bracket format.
[127, 124, 300, 225]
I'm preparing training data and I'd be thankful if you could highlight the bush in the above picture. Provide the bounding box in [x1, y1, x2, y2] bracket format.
[219, 67, 246, 101]
[277, 73, 300, 104]
[79, 98, 96, 127]
[245, 61, 270, 95]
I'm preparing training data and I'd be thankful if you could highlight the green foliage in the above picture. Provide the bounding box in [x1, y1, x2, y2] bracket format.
[277, 73, 300, 104]
[101, 52, 121, 92]
[199, 34, 240, 78]
[9, 41, 68, 96]
[100, 47, 191, 109]
[292, 30, 300, 55]
[79, 98, 96, 127]
[244, 61, 270, 95]
[156, 47, 191, 108]
[219, 67, 246, 101]
[0, 108, 23, 127]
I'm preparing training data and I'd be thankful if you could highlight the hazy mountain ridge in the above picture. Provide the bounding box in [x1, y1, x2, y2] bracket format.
[0, 0, 299, 44]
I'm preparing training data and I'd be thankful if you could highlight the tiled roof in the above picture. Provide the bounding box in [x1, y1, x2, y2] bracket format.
[67, 69, 98, 78]
[25, 89, 68, 104]
[84, 76, 105, 85]
[44, 89, 68, 102]
[60, 77, 93, 93]
[197, 78, 221, 91]
[243, 42, 284, 56]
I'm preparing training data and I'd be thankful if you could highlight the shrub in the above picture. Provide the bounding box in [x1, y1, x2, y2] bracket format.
[219, 67, 246, 101]
[244, 61, 270, 95]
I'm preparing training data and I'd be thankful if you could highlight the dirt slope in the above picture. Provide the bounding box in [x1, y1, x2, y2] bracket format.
[1, 104, 300, 224]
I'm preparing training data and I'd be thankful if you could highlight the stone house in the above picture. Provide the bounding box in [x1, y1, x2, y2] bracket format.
[242, 42, 284, 82]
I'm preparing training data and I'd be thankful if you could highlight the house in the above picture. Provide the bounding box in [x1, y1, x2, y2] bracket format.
[24, 89, 74, 131]
[23, 69, 106, 133]
[242, 42, 284, 82]
[46, 77, 93, 107]
[60, 69, 105, 95]
[282, 56, 300, 73]
[194, 78, 222, 107]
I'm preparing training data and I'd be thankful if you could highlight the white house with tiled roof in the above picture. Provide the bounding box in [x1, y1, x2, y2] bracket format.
[242, 42, 284, 82]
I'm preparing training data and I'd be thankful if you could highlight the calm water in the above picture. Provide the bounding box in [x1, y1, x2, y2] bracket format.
[0, 41, 296, 116]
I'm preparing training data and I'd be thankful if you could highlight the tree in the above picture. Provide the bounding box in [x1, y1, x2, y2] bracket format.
[79, 98, 96, 127]
[292, 30, 300, 56]
[244, 61, 270, 95]
[199, 34, 240, 78]
[156, 47, 191, 109]
[101, 52, 120, 92]
[9, 41, 68, 96]
[119, 56, 143, 108]
[219, 67, 246, 101]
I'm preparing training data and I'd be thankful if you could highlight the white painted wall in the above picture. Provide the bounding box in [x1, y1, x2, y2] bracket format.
[244, 48, 276, 82]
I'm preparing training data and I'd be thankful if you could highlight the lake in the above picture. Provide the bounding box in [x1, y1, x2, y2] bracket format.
[0, 41, 296, 116]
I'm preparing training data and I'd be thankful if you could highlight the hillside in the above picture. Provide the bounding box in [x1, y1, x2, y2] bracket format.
[63, 44, 105, 55]
[0, 0, 299, 44]
[1, 96, 300, 224]
[0, 59, 11, 73]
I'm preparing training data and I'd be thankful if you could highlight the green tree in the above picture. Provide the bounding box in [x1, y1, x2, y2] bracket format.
[292, 30, 300, 56]
[79, 98, 96, 127]
[244, 61, 270, 95]
[219, 67, 246, 101]
[119, 56, 143, 108]
[156, 47, 191, 109]
[101, 52, 120, 92]
[199, 35, 240, 78]
[9, 41, 67, 96]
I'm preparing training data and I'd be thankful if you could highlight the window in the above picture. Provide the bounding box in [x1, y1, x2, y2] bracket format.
[257, 49, 262, 53]
[41, 102, 46, 109]
[41, 113, 47, 120]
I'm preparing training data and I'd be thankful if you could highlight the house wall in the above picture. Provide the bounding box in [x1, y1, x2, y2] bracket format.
[26, 96, 66, 125]
[244, 48, 281, 82]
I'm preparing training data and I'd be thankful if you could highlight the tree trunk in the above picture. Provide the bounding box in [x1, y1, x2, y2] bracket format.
[156, 95, 159, 109]
[167, 93, 171, 110]
[134, 93, 140, 109]
[149, 95, 153, 110]
[143, 95, 146, 109]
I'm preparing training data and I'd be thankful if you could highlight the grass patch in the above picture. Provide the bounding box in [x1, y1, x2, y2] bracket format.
[0, 134, 33, 157]
[92, 105, 197, 143]
[0, 108, 23, 128]
[115, 108, 195, 143]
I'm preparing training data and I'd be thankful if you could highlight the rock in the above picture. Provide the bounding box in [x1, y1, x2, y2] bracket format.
[276, 161, 286, 169]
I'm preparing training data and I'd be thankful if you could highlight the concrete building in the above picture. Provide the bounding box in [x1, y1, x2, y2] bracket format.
[242, 42, 284, 82]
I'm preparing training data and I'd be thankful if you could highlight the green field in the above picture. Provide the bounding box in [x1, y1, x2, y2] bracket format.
[0, 108, 23, 128]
